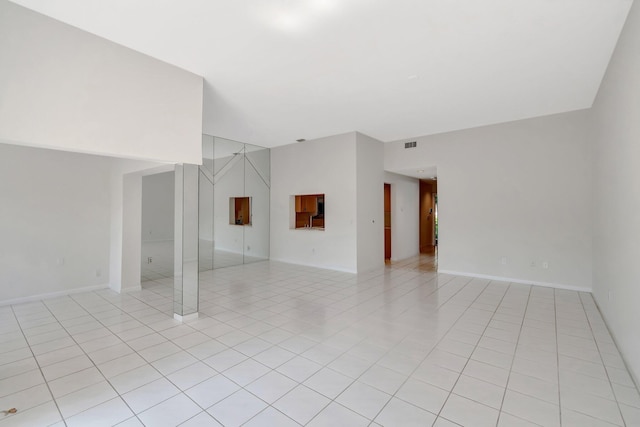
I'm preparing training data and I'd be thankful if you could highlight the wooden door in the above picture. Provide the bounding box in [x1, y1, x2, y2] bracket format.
[420, 180, 437, 253]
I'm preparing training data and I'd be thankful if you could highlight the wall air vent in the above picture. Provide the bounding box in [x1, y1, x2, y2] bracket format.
[405, 141, 417, 148]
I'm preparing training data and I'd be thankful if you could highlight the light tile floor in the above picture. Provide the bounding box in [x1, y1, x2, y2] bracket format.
[1, 258, 639, 426]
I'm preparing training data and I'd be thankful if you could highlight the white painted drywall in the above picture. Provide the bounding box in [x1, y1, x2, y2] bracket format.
[0, 1, 203, 164]
[590, 0, 640, 386]
[11, 0, 632, 148]
[0, 143, 111, 303]
[270, 133, 358, 272]
[141, 172, 175, 242]
[109, 160, 168, 293]
[356, 133, 385, 272]
[384, 172, 420, 262]
[385, 111, 593, 290]
[121, 173, 143, 292]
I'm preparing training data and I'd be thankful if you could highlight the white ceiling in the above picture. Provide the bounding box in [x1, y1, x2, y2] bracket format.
[10, 0, 633, 148]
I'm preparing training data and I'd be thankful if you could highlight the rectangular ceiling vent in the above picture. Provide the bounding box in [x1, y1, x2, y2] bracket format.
[404, 141, 417, 148]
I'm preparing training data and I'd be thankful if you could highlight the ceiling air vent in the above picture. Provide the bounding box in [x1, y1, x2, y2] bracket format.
[405, 141, 417, 148]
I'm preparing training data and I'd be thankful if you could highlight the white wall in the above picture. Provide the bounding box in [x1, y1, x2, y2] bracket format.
[591, 0, 640, 386]
[356, 133, 385, 272]
[270, 133, 358, 272]
[385, 111, 593, 290]
[109, 160, 168, 293]
[0, 143, 111, 303]
[141, 172, 175, 242]
[0, 0, 203, 164]
[384, 172, 420, 262]
[120, 173, 143, 292]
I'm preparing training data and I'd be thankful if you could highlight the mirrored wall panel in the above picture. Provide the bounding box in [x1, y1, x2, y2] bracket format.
[200, 135, 270, 270]
[174, 164, 199, 317]
[199, 134, 214, 273]
[141, 171, 175, 284]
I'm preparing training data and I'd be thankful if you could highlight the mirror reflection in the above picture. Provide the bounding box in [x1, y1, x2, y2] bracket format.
[200, 135, 270, 270]
[141, 134, 270, 304]
[141, 171, 175, 286]
[230, 197, 251, 225]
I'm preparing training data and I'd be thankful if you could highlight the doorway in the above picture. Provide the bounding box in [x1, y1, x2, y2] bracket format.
[384, 183, 391, 261]
[419, 178, 437, 256]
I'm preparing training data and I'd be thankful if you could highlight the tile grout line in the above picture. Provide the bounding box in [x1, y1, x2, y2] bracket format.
[494, 284, 533, 427]
[341, 275, 486, 425]
[71, 291, 235, 425]
[29, 291, 210, 424]
[578, 291, 628, 426]
[436, 280, 519, 427]
[240, 270, 465, 426]
[96, 271, 370, 425]
[555, 288, 563, 427]
[3, 259, 638, 426]
[362, 275, 481, 425]
[40, 295, 145, 426]
[8, 303, 68, 427]
[429, 279, 501, 424]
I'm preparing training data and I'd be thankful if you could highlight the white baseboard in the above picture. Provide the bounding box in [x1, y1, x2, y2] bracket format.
[0, 284, 110, 306]
[174, 312, 199, 322]
[438, 270, 592, 293]
[592, 298, 640, 390]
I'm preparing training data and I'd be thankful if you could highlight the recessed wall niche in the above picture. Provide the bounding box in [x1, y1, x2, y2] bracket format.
[292, 194, 325, 229]
[230, 197, 251, 225]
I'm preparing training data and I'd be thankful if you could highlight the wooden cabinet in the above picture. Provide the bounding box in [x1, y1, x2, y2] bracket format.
[295, 195, 318, 213]
[294, 194, 324, 229]
[306, 196, 317, 213]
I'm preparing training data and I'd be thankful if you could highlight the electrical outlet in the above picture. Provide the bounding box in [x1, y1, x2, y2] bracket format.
[542, 261, 549, 269]
[500, 257, 507, 265]
[530, 261, 536, 268]
[147, 257, 153, 264]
